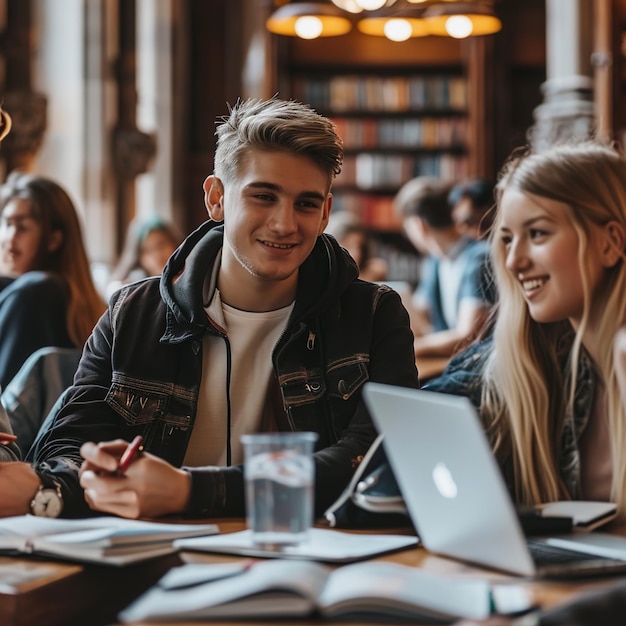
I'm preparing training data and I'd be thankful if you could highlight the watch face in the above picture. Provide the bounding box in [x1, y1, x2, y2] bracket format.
[32, 488, 63, 518]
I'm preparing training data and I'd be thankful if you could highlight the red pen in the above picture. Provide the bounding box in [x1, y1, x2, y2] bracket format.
[0, 431, 17, 445]
[117, 435, 144, 474]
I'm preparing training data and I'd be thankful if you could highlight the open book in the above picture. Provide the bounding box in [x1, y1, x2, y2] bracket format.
[0, 515, 219, 566]
[119, 559, 533, 623]
[175, 527, 418, 563]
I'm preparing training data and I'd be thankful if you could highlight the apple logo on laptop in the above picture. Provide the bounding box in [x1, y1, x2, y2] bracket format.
[432, 462, 458, 498]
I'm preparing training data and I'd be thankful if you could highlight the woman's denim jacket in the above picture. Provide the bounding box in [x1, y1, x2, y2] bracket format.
[425, 334, 597, 501]
[33, 222, 419, 517]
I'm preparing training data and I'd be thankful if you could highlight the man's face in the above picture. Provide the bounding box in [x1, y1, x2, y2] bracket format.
[205, 149, 331, 310]
[452, 196, 482, 240]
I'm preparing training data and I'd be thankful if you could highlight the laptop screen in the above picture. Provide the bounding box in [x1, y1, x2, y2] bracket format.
[362, 382, 535, 576]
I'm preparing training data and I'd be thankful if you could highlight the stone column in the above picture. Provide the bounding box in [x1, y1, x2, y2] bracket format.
[83, 0, 120, 274]
[530, 0, 595, 151]
[135, 0, 185, 231]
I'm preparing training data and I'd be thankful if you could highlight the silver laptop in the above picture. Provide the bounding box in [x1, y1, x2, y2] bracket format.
[363, 382, 626, 579]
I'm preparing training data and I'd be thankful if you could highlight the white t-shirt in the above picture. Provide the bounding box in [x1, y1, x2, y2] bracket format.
[183, 290, 294, 467]
[437, 238, 467, 329]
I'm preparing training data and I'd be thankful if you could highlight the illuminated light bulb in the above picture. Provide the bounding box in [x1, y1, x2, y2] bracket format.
[384, 18, 413, 42]
[331, 0, 364, 13]
[445, 15, 473, 38]
[356, 0, 388, 10]
[294, 16, 324, 39]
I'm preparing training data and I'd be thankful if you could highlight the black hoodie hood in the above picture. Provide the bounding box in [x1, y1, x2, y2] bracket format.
[159, 220, 359, 339]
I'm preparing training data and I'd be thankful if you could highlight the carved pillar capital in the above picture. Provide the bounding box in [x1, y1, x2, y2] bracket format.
[529, 75, 595, 152]
[1, 91, 47, 171]
[529, 0, 595, 151]
[112, 127, 156, 178]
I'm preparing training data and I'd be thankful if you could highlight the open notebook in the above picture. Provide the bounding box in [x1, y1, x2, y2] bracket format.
[174, 527, 417, 563]
[0, 515, 219, 566]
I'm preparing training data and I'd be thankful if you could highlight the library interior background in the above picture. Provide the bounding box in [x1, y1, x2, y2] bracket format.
[0, 0, 624, 288]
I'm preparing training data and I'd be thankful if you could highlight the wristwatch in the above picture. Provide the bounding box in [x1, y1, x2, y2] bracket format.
[30, 479, 64, 518]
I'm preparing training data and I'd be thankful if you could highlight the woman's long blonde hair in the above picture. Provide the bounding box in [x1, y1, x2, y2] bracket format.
[0, 172, 106, 346]
[483, 141, 626, 515]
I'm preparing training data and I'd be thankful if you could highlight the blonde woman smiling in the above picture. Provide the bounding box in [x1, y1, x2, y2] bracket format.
[427, 141, 626, 516]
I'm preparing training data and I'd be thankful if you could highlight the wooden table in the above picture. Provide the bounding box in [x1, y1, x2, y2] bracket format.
[0, 551, 181, 626]
[1, 519, 625, 626]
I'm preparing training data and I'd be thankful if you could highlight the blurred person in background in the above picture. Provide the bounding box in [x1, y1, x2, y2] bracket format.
[396, 176, 494, 359]
[0, 172, 106, 389]
[448, 178, 495, 241]
[325, 211, 388, 282]
[107, 214, 182, 297]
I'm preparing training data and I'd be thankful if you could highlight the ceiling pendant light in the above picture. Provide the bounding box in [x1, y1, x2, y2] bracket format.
[357, 7, 429, 41]
[331, 0, 398, 12]
[355, 0, 395, 10]
[330, 0, 365, 12]
[444, 15, 473, 38]
[383, 19, 414, 42]
[266, 2, 354, 38]
[267, 0, 503, 40]
[423, 2, 502, 38]
[295, 15, 325, 38]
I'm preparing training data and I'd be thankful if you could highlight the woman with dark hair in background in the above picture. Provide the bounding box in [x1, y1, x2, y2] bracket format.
[0, 172, 106, 389]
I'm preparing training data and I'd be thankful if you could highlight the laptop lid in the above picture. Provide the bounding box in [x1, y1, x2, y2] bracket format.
[362, 382, 537, 576]
[363, 383, 626, 579]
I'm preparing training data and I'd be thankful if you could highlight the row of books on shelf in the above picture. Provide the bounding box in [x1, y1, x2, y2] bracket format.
[332, 192, 403, 231]
[293, 74, 467, 113]
[331, 116, 467, 150]
[336, 153, 469, 189]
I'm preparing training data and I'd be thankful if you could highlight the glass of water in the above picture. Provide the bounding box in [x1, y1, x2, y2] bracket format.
[241, 431, 318, 548]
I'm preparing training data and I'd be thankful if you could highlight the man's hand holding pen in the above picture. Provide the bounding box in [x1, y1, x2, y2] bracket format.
[79, 436, 191, 519]
[117, 435, 144, 474]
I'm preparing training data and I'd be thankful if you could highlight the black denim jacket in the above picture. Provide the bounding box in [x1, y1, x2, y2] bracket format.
[33, 222, 419, 518]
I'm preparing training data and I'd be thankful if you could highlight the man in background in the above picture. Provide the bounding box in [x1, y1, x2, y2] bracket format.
[396, 176, 494, 360]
